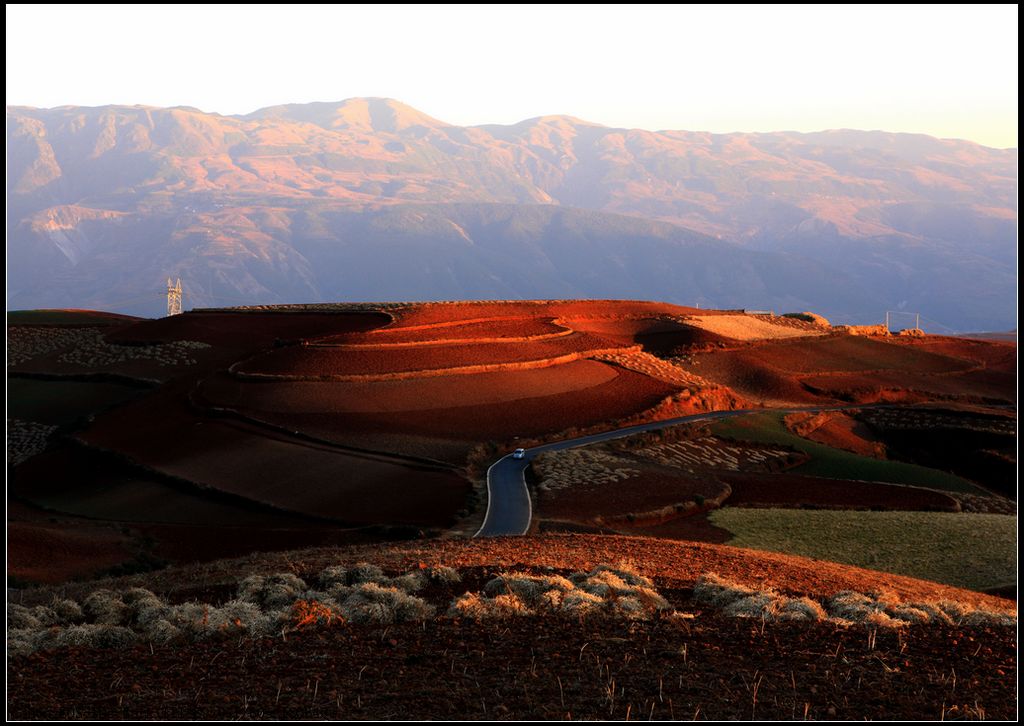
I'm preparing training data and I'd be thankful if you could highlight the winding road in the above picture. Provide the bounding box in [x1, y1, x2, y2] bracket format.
[474, 408, 770, 537]
[472, 402, 977, 537]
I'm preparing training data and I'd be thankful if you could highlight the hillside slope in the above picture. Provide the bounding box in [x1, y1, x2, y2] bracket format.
[7, 100, 1017, 329]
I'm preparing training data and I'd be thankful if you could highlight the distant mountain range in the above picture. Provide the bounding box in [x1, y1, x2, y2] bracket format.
[7, 98, 1017, 329]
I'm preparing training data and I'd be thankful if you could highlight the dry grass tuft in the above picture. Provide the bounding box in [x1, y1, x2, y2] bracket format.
[778, 597, 828, 621]
[55, 624, 136, 649]
[429, 566, 462, 584]
[348, 563, 387, 585]
[237, 573, 308, 609]
[82, 590, 130, 625]
[288, 599, 344, 630]
[318, 566, 348, 587]
[8, 605, 43, 630]
[339, 583, 434, 624]
[49, 599, 85, 626]
[389, 571, 428, 593]
[448, 592, 534, 620]
[697, 575, 1014, 628]
[466, 565, 671, 620]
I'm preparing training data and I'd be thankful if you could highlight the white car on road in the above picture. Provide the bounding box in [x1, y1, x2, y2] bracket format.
[512, 448, 526, 459]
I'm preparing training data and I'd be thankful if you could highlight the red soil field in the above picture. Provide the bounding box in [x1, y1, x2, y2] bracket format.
[86, 419, 467, 527]
[785, 411, 885, 458]
[718, 473, 961, 511]
[36, 535, 1014, 612]
[893, 336, 1016, 372]
[132, 523, 385, 569]
[684, 334, 1015, 405]
[324, 316, 569, 344]
[234, 331, 627, 378]
[78, 382, 469, 528]
[7, 309, 143, 326]
[221, 365, 679, 458]
[7, 502, 136, 584]
[622, 510, 733, 543]
[11, 444, 349, 528]
[377, 300, 714, 328]
[199, 360, 619, 414]
[538, 469, 728, 523]
[681, 351, 822, 404]
[801, 368, 1015, 403]
[107, 310, 391, 347]
[7, 523, 134, 584]
[711, 335, 976, 375]
[566, 316, 695, 346]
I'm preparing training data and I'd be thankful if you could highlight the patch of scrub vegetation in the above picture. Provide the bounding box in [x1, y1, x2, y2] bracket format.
[8, 561, 1014, 657]
[708, 509, 1016, 591]
[711, 412, 983, 494]
[449, 564, 672, 620]
[693, 573, 1014, 627]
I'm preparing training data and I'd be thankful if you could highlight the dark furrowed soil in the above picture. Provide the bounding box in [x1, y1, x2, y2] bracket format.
[7, 616, 1015, 720]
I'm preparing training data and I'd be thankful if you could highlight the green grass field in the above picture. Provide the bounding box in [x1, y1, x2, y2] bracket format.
[710, 411, 984, 494]
[709, 508, 1017, 591]
[7, 378, 149, 426]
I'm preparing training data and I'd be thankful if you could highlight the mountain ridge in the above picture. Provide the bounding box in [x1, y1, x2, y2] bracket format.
[7, 99, 1017, 329]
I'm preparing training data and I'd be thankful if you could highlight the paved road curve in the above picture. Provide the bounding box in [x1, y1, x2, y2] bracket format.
[474, 408, 770, 537]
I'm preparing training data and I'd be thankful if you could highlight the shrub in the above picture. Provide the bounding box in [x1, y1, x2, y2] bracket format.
[470, 566, 670, 620]
[27, 606, 60, 627]
[318, 566, 348, 588]
[889, 605, 932, 624]
[864, 611, 907, 628]
[348, 563, 386, 585]
[287, 599, 344, 631]
[902, 602, 953, 626]
[143, 619, 182, 644]
[485, 573, 575, 607]
[50, 598, 85, 625]
[448, 592, 533, 619]
[777, 597, 827, 621]
[722, 592, 779, 619]
[7, 604, 42, 630]
[561, 590, 606, 617]
[826, 591, 886, 622]
[575, 570, 632, 597]
[429, 566, 462, 584]
[7, 628, 43, 656]
[166, 602, 211, 638]
[693, 573, 757, 609]
[630, 586, 672, 613]
[936, 600, 975, 624]
[208, 599, 267, 637]
[237, 573, 307, 609]
[961, 610, 1017, 628]
[340, 583, 434, 624]
[389, 571, 427, 593]
[56, 624, 136, 649]
[82, 590, 130, 625]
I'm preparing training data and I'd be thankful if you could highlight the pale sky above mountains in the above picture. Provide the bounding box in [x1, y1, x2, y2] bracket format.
[5, 4, 1018, 148]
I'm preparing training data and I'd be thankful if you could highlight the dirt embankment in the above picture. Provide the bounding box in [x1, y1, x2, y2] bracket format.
[784, 410, 887, 458]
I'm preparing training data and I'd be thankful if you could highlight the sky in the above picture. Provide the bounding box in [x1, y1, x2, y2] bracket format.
[5, 4, 1018, 148]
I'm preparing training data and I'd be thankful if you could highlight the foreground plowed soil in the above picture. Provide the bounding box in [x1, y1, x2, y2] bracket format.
[7, 535, 1016, 721]
[7, 616, 1015, 721]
